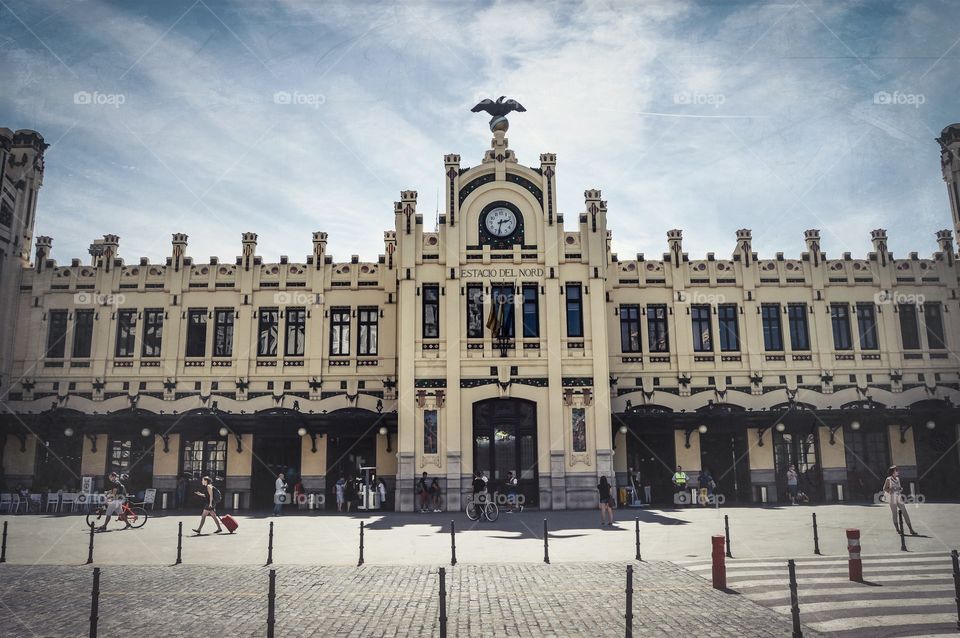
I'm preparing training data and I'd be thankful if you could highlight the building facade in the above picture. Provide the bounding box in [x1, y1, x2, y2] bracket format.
[1, 122, 959, 511]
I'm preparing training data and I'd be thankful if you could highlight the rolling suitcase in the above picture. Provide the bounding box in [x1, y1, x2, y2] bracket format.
[220, 514, 238, 534]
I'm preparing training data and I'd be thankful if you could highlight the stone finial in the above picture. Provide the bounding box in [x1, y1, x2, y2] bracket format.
[311, 231, 328, 269]
[870, 228, 889, 267]
[804, 229, 822, 267]
[241, 232, 258, 271]
[936, 229, 955, 265]
[584, 189, 602, 201]
[735, 229, 753, 267]
[443, 154, 460, 165]
[35, 235, 52, 272]
[667, 229, 683, 268]
[171, 233, 188, 272]
[540, 152, 557, 164]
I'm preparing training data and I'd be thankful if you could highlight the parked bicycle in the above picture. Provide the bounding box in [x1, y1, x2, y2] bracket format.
[465, 494, 499, 522]
[86, 499, 148, 530]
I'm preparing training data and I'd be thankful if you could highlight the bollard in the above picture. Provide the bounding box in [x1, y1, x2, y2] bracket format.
[267, 568, 276, 638]
[89, 567, 101, 638]
[635, 517, 641, 561]
[543, 518, 550, 564]
[1, 521, 7, 563]
[175, 522, 183, 565]
[846, 528, 862, 582]
[86, 524, 95, 565]
[724, 514, 732, 558]
[951, 550, 960, 631]
[812, 513, 821, 556]
[788, 559, 803, 638]
[439, 566, 448, 638]
[711, 535, 726, 589]
[450, 520, 457, 566]
[625, 564, 634, 638]
[898, 510, 907, 552]
[358, 521, 365, 566]
[266, 521, 274, 566]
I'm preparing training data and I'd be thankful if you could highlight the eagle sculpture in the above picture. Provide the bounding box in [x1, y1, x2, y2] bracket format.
[471, 96, 526, 132]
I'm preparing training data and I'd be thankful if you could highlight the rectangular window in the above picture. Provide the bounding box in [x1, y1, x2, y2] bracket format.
[72, 310, 94, 358]
[47, 309, 68, 358]
[284, 307, 306, 356]
[924, 302, 946, 349]
[565, 283, 583, 337]
[358, 307, 378, 355]
[423, 410, 438, 454]
[620, 304, 641, 353]
[571, 408, 587, 453]
[115, 309, 137, 358]
[423, 284, 440, 338]
[213, 308, 234, 357]
[466, 284, 484, 338]
[718, 304, 740, 352]
[787, 304, 809, 350]
[856, 303, 878, 350]
[185, 309, 207, 357]
[691, 305, 712, 352]
[761, 304, 783, 351]
[330, 308, 350, 355]
[142, 309, 163, 357]
[522, 284, 539, 338]
[257, 308, 278, 356]
[490, 285, 515, 338]
[898, 304, 921, 350]
[647, 304, 669, 352]
[830, 303, 852, 350]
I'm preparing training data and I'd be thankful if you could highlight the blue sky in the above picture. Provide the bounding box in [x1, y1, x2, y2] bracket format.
[1, 0, 958, 265]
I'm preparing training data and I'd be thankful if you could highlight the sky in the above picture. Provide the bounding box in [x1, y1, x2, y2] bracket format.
[1, 0, 958, 266]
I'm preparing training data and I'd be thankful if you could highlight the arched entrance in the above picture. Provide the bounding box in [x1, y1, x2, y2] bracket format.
[472, 398, 539, 508]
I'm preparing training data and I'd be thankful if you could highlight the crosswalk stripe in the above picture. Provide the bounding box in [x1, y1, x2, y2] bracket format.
[743, 582, 956, 602]
[684, 565, 949, 578]
[808, 612, 959, 633]
[769, 599, 955, 615]
[671, 551, 946, 567]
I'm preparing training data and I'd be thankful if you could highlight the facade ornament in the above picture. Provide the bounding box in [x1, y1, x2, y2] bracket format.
[471, 96, 526, 132]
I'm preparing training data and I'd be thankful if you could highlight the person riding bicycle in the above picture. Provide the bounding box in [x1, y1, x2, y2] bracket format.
[98, 472, 129, 531]
[472, 471, 488, 504]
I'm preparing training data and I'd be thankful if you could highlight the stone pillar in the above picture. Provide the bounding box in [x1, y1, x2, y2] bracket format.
[818, 426, 847, 502]
[746, 428, 777, 503]
[226, 434, 253, 509]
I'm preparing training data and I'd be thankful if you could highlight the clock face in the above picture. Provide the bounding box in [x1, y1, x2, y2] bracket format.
[484, 207, 518, 237]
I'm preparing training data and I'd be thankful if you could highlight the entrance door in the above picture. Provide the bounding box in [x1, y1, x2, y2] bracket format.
[34, 434, 83, 491]
[699, 430, 750, 503]
[625, 430, 676, 505]
[472, 399, 538, 508]
[844, 426, 890, 501]
[251, 436, 301, 510]
[324, 434, 376, 510]
[774, 429, 822, 502]
[915, 422, 960, 501]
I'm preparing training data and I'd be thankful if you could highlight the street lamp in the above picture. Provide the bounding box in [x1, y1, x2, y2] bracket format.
[850, 421, 860, 431]
[775, 423, 785, 432]
[925, 420, 936, 430]
[63, 427, 74, 437]
[140, 428, 151, 437]
[379, 426, 388, 436]
[618, 425, 628, 435]
[297, 427, 307, 437]
[218, 426, 229, 437]
[698, 424, 708, 434]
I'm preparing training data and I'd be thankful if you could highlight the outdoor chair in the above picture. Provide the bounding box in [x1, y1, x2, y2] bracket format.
[59, 492, 77, 512]
[45, 492, 60, 513]
[0, 493, 11, 512]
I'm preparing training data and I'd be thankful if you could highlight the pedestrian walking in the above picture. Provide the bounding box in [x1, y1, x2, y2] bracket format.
[786, 465, 799, 505]
[192, 476, 223, 534]
[671, 465, 689, 505]
[273, 472, 287, 516]
[418, 472, 431, 512]
[698, 467, 714, 506]
[883, 465, 917, 535]
[505, 471, 522, 513]
[598, 475, 615, 526]
[344, 474, 356, 512]
[175, 473, 188, 510]
[335, 474, 346, 512]
[429, 478, 442, 512]
[377, 478, 388, 510]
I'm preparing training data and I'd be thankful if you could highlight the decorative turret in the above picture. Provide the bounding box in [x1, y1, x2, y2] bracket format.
[443, 154, 460, 227]
[735, 229, 753, 267]
[540, 153, 557, 225]
[804, 229, 822, 267]
[384, 231, 397, 270]
[935, 229, 954, 266]
[312, 232, 327, 270]
[34, 236, 52, 272]
[936, 123, 960, 249]
[171, 233, 188, 272]
[241, 232, 257, 271]
[667, 229, 683, 268]
[395, 190, 418, 235]
[870, 229, 889, 267]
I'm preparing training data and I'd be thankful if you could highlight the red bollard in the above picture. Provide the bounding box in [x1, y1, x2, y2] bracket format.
[712, 534, 726, 589]
[846, 528, 862, 582]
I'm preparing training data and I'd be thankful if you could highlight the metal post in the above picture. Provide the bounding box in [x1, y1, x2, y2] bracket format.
[439, 566, 448, 638]
[812, 513, 821, 556]
[788, 559, 803, 638]
[711, 535, 726, 589]
[634, 517, 641, 561]
[266, 521, 274, 566]
[450, 520, 457, 566]
[898, 510, 907, 552]
[0, 521, 7, 563]
[89, 567, 101, 638]
[176, 522, 183, 565]
[724, 514, 732, 558]
[543, 518, 550, 564]
[625, 564, 634, 638]
[358, 521, 365, 566]
[951, 549, 960, 631]
[846, 528, 862, 582]
[267, 568, 276, 638]
[86, 524, 95, 565]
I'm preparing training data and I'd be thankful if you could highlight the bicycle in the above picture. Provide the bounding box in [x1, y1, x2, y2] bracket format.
[465, 494, 499, 522]
[86, 499, 148, 530]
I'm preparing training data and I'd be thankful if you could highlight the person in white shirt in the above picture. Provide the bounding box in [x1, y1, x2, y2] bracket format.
[273, 472, 287, 516]
[883, 465, 917, 535]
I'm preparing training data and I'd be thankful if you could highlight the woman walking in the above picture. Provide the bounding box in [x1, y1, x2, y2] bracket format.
[598, 476, 614, 526]
[192, 476, 223, 534]
[883, 465, 917, 535]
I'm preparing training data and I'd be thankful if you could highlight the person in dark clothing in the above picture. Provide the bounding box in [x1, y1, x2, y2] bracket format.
[418, 472, 430, 512]
[343, 475, 356, 512]
[598, 476, 614, 526]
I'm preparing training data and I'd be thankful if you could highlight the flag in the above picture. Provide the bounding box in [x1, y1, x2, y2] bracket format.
[486, 295, 501, 336]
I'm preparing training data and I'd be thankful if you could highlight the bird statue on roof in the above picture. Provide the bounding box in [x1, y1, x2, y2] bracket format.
[471, 96, 526, 132]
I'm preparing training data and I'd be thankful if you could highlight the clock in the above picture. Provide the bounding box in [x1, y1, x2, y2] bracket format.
[484, 206, 518, 237]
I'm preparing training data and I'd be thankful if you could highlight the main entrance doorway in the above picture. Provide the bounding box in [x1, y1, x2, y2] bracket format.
[844, 425, 890, 502]
[472, 398, 539, 509]
[699, 430, 751, 503]
[774, 427, 823, 503]
[624, 429, 675, 505]
[251, 435, 301, 510]
[324, 433, 376, 511]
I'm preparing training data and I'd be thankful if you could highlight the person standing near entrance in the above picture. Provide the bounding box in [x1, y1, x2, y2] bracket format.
[344, 474, 356, 512]
[883, 465, 918, 535]
[786, 465, 799, 505]
[698, 467, 714, 507]
[672, 465, 689, 506]
[418, 472, 431, 512]
[175, 473, 188, 510]
[335, 474, 346, 512]
[505, 471, 521, 513]
[273, 472, 287, 516]
[598, 476, 614, 526]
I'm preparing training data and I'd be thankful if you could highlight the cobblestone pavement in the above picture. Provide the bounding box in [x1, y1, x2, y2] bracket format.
[0, 562, 818, 637]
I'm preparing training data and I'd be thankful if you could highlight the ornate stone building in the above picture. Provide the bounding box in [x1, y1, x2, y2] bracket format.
[1, 121, 958, 511]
